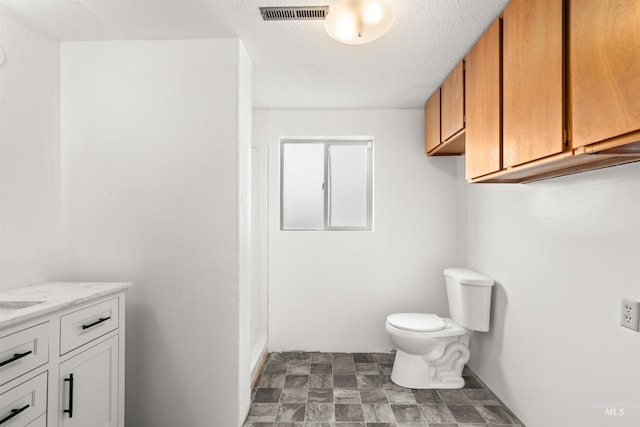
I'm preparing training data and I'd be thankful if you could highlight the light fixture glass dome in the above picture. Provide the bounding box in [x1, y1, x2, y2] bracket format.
[325, 0, 394, 45]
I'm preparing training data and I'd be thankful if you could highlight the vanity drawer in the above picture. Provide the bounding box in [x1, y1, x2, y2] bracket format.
[60, 297, 119, 355]
[0, 371, 47, 427]
[0, 323, 49, 387]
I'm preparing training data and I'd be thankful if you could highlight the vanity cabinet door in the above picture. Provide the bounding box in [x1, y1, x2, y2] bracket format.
[465, 18, 502, 179]
[59, 336, 118, 427]
[570, 0, 640, 148]
[502, 0, 565, 167]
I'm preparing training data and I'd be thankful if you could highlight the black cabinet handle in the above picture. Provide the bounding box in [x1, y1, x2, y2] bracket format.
[0, 351, 32, 368]
[0, 404, 30, 425]
[82, 316, 111, 330]
[64, 373, 74, 418]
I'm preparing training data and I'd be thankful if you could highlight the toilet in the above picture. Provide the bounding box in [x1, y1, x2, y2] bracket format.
[386, 268, 494, 389]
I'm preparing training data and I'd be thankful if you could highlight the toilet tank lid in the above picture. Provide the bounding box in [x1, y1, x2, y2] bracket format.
[444, 268, 494, 286]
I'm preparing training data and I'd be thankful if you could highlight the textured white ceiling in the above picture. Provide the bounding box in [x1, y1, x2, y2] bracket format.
[0, 0, 510, 109]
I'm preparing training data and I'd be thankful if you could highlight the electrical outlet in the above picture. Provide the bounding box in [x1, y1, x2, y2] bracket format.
[620, 298, 640, 332]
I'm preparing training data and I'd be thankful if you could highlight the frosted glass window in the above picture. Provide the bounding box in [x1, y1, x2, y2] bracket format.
[329, 145, 368, 227]
[281, 139, 372, 231]
[282, 143, 325, 229]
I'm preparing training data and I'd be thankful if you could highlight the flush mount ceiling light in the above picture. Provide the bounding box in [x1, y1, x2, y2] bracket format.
[324, 0, 394, 45]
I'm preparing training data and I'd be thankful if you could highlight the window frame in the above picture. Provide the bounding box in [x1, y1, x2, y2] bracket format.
[280, 137, 374, 231]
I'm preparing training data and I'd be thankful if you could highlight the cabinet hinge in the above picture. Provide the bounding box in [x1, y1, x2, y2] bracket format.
[563, 129, 570, 147]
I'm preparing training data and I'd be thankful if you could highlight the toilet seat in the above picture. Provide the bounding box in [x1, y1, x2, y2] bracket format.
[386, 313, 445, 332]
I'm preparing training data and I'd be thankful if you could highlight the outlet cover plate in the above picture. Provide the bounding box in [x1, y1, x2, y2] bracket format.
[620, 298, 639, 332]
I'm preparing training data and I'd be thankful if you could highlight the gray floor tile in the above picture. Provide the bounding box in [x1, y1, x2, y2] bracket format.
[362, 403, 395, 422]
[475, 404, 522, 424]
[463, 388, 500, 405]
[285, 375, 310, 387]
[417, 403, 456, 423]
[290, 358, 312, 367]
[332, 355, 355, 363]
[311, 353, 333, 363]
[335, 404, 365, 422]
[310, 374, 334, 388]
[254, 388, 283, 403]
[355, 363, 379, 374]
[385, 388, 416, 404]
[412, 389, 443, 404]
[277, 404, 306, 422]
[260, 373, 286, 388]
[246, 352, 523, 427]
[265, 362, 289, 374]
[246, 402, 279, 421]
[359, 388, 388, 403]
[372, 353, 395, 364]
[356, 374, 383, 388]
[447, 404, 485, 423]
[288, 364, 312, 375]
[382, 375, 402, 389]
[377, 365, 393, 375]
[308, 388, 334, 403]
[353, 353, 374, 363]
[281, 387, 308, 403]
[311, 363, 333, 374]
[334, 375, 358, 388]
[290, 352, 312, 362]
[395, 423, 428, 427]
[437, 389, 471, 404]
[305, 403, 335, 422]
[390, 404, 424, 422]
[333, 358, 357, 374]
[462, 375, 484, 389]
[269, 352, 292, 363]
[334, 388, 361, 404]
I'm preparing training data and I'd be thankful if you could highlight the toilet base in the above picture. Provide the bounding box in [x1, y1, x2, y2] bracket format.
[390, 339, 470, 389]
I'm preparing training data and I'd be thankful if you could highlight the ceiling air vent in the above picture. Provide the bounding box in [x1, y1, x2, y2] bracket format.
[260, 6, 329, 21]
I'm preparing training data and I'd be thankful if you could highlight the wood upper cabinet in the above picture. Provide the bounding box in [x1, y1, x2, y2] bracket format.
[424, 88, 441, 153]
[502, 0, 566, 168]
[570, 0, 640, 149]
[441, 61, 465, 142]
[465, 19, 502, 180]
[424, 61, 466, 156]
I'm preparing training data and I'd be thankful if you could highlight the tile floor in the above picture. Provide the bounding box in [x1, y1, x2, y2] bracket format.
[244, 352, 524, 427]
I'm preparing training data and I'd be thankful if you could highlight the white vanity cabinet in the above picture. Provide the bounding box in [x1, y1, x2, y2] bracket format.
[0, 283, 130, 427]
[59, 335, 119, 427]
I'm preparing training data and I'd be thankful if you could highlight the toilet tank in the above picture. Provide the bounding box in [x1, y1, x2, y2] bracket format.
[444, 268, 494, 332]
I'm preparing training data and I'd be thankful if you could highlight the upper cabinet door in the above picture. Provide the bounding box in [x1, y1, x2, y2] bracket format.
[503, 0, 565, 168]
[441, 61, 465, 142]
[570, 0, 640, 148]
[424, 88, 441, 154]
[465, 19, 502, 180]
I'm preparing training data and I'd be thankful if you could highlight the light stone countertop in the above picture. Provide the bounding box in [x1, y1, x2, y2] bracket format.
[0, 282, 132, 329]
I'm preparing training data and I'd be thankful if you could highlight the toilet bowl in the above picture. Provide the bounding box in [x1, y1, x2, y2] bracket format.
[386, 268, 493, 389]
[386, 314, 470, 389]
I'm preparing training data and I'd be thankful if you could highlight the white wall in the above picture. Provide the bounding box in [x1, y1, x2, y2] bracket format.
[253, 109, 460, 352]
[0, 9, 60, 290]
[60, 39, 250, 427]
[460, 158, 640, 427]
